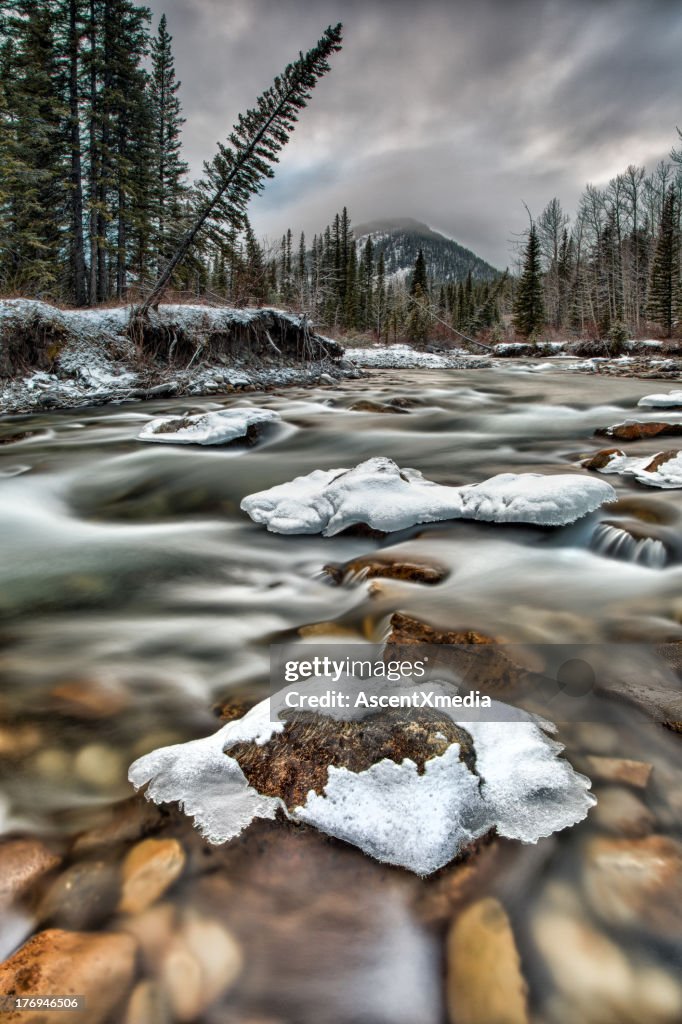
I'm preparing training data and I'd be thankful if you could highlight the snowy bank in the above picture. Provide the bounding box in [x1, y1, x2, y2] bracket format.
[0, 299, 349, 414]
[240, 457, 616, 535]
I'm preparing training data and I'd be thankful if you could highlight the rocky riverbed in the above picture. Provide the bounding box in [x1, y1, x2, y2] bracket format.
[0, 366, 681, 1023]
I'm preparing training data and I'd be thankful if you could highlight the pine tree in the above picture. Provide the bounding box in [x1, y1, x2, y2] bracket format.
[648, 186, 681, 337]
[149, 13, 187, 273]
[1, 1, 66, 294]
[137, 23, 343, 317]
[513, 224, 545, 338]
[410, 248, 428, 295]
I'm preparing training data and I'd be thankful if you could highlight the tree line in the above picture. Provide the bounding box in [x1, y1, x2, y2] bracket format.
[514, 153, 682, 340]
[0, 0, 188, 304]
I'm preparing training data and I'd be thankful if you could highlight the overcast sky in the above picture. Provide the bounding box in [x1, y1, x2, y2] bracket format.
[149, 0, 682, 267]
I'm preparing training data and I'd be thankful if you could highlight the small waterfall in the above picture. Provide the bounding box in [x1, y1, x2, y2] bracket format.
[590, 523, 667, 568]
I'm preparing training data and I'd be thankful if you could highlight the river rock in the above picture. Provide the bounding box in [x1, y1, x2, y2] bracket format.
[323, 556, 447, 585]
[73, 743, 126, 790]
[119, 837, 186, 914]
[138, 407, 279, 445]
[39, 860, 120, 930]
[0, 723, 42, 759]
[534, 892, 682, 1024]
[0, 928, 137, 1024]
[590, 786, 655, 837]
[123, 981, 171, 1024]
[0, 838, 61, 909]
[175, 911, 243, 1013]
[582, 755, 652, 789]
[583, 835, 682, 938]
[116, 901, 176, 973]
[596, 420, 682, 440]
[72, 796, 163, 854]
[50, 678, 129, 718]
[446, 897, 529, 1024]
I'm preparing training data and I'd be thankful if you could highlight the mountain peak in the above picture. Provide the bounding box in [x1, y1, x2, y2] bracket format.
[353, 217, 498, 284]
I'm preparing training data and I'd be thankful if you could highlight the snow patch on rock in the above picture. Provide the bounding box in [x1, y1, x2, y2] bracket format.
[240, 457, 616, 535]
[583, 449, 682, 489]
[638, 390, 682, 408]
[138, 407, 280, 445]
[129, 694, 595, 875]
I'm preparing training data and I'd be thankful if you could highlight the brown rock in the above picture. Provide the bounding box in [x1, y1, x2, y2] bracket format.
[119, 838, 185, 914]
[116, 902, 176, 973]
[582, 447, 625, 470]
[386, 612, 523, 692]
[583, 755, 652, 789]
[39, 861, 120, 930]
[0, 839, 61, 909]
[534, 893, 682, 1023]
[123, 981, 171, 1024]
[230, 709, 475, 810]
[446, 897, 529, 1024]
[323, 556, 447, 586]
[50, 678, 129, 718]
[596, 420, 682, 440]
[643, 450, 681, 473]
[0, 928, 137, 1024]
[583, 835, 682, 937]
[590, 786, 655, 837]
[0, 724, 42, 759]
[72, 796, 163, 854]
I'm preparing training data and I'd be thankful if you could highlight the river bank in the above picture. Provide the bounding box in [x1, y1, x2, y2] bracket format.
[2, 300, 681, 417]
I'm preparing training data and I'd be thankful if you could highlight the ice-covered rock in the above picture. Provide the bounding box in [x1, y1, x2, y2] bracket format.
[240, 457, 616, 535]
[138, 407, 280, 445]
[582, 448, 682, 489]
[638, 390, 682, 408]
[128, 695, 595, 875]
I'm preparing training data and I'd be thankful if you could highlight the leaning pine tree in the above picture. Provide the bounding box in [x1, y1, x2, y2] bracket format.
[513, 223, 545, 339]
[132, 23, 343, 331]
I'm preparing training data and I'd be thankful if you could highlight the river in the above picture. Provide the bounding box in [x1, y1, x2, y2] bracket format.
[0, 366, 681, 1024]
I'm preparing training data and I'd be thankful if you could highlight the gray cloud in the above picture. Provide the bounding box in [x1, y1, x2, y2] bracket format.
[149, 0, 682, 266]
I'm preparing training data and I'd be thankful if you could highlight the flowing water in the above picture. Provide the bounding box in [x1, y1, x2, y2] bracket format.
[1, 366, 681, 1024]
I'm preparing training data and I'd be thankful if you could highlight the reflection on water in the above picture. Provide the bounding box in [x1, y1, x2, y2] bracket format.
[0, 368, 681, 1023]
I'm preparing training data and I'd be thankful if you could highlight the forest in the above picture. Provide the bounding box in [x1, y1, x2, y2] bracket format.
[0, 0, 680, 342]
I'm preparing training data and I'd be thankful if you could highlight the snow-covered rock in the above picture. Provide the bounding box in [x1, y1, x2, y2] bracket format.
[240, 457, 616, 535]
[637, 390, 682, 408]
[138, 407, 280, 445]
[128, 695, 594, 875]
[583, 448, 682, 489]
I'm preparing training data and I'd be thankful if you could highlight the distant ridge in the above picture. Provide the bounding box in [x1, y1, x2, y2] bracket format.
[353, 217, 498, 284]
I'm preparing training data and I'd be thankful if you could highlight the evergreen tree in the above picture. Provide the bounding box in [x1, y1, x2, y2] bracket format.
[150, 13, 188, 273]
[410, 248, 428, 295]
[648, 186, 681, 337]
[1, 1, 66, 293]
[137, 22, 343, 316]
[513, 223, 545, 338]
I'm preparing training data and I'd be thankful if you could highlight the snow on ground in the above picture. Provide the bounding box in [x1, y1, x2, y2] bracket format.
[0, 299, 352, 413]
[240, 457, 616, 535]
[346, 344, 490, 369]
[583, 449, 682, 489]
[129, 693, 594, 875]
[138, 407, 280, 445]
[638, 390, 682, 408]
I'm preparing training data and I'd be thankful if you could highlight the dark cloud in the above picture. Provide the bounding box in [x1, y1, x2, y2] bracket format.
[149, 0, 682, 265]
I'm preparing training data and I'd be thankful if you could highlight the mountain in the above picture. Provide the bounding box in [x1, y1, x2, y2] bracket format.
[353, 217, 499, 285]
